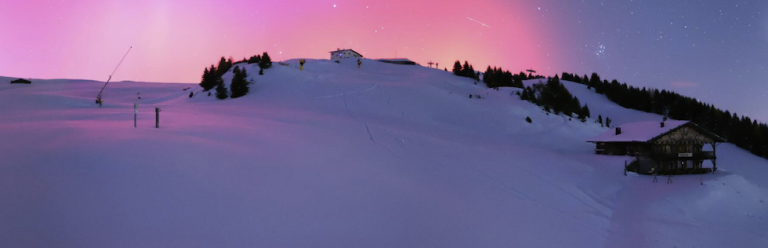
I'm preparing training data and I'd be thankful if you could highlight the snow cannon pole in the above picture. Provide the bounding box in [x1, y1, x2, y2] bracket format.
[155, 107, 160, 128]
[96, 46, 133, 106]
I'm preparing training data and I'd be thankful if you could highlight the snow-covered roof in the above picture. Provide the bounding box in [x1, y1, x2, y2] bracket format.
[587, 120, 690, 143]
[329, 49, 363, 57]
[377, 58, 417, 65]
[377, 58, 413, 62]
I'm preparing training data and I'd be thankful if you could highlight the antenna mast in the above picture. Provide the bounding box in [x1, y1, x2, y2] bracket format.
[96, 46, 132, 106]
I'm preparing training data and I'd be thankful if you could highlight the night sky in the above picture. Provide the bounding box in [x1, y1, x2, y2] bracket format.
[1, 0, 767, 120]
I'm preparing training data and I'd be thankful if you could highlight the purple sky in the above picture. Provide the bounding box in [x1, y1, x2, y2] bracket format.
[1, 0, 767, 121]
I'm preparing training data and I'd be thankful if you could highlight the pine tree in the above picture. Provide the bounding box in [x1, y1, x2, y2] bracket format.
[230, 67, 251, 98]
[216, 57, 231, 77]
[598, 114, 603, 125]
[606, 117, 612, 128]
[483, 66, 493, 88]
[231, 67, 242, 98]
[215, 77, 228, 100]
[248, 55, 261, 64]
[520, 88, 528, 101]
[453, 61, 462, 76]
[200, 65, 218, 91]
[462, 61, 471, 77]
[260, 52, 272, 69]
[579, 104, 590, 121]
[199, 67, 209, 89]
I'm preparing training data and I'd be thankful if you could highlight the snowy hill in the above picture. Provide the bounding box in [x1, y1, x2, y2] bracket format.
[0, 59, 766, 248]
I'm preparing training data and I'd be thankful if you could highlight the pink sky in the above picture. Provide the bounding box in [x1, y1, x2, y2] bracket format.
[0, 0, 553, 83]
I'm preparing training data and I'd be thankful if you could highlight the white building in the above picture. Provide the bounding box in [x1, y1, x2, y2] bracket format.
[330, 49, 363, 61]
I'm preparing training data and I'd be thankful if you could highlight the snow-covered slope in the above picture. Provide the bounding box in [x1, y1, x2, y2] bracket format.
[0, 60, 765, 248]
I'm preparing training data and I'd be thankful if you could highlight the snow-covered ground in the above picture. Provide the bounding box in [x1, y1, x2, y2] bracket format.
[0, 60, 765, 248]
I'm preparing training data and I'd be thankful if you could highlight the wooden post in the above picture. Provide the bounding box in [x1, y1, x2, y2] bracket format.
[712, 143, 717, 173]
[134, 103, 138, 128]
[155, 107, 160, 128]
[624, 160, 627, 176]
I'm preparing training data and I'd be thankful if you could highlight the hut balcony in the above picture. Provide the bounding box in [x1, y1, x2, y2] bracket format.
[649, 151, 715, 161]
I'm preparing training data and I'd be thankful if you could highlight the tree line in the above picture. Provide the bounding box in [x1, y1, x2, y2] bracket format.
[561, 72, 768, 159]
[453, 61, 479, 81]
[483, 66, 528, 88]
[519, 76, 592, 122]
[198, 52, 272, 99]
[452, 60, 543, 89]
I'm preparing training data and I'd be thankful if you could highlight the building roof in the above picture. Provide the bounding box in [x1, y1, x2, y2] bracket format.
[378, 58, 417, 65]
[587, 120, 725, 143]
[329, 49, 363, 57]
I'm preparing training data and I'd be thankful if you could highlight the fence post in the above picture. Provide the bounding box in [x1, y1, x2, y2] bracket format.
[155, 107, 160, 128]
[134, 103, 138, 128]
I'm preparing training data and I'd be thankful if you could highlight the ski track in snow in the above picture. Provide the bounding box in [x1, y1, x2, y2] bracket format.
[313, 83, 379, 99]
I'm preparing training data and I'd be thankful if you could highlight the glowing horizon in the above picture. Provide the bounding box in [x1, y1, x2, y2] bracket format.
[0, 0, 546, 83]
[2, 0, 768, 120]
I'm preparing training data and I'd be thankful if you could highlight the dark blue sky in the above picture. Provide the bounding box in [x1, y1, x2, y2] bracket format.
[528, 0, 768, 121]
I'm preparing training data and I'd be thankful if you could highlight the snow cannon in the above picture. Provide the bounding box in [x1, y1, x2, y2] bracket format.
[95, 46, 132, 108]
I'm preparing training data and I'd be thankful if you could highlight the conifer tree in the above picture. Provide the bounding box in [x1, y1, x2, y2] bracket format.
[260, 52, 272, 69]
[248, 55, 261, 64]
[462, 61, 471, 77]
[199, 67, 209, 89]
[483, 66, 493, 87]
[452, 61, 462, 76]
[230, 67, 251, 98]
[216, 57, 228, 77]
[215, 77, 228, 100]
[200, 65, 218, 91]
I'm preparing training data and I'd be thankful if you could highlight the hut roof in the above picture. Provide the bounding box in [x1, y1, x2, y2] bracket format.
[587, 120, 725, 143]
[329, 49, 363, 57]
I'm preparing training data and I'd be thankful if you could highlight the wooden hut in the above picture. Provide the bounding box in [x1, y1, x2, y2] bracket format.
[587, 120, 725, 175]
